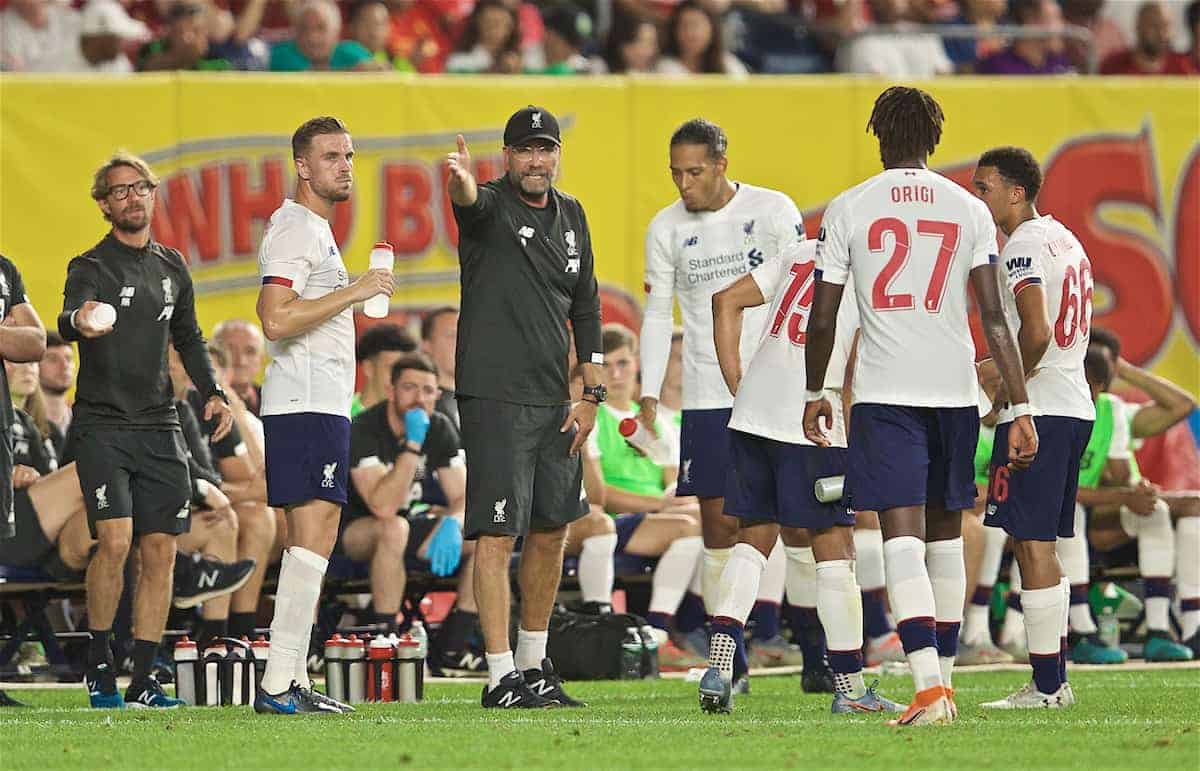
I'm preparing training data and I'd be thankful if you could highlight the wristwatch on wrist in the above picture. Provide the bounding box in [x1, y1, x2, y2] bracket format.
[582, 384, 607, 404]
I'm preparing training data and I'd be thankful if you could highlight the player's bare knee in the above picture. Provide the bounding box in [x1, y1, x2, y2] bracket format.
[379, 516, 410, 553]
[780, 526, 811, 549]
[94, 526, 133, 561]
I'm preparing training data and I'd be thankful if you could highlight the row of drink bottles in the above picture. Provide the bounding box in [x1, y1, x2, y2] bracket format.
[174, 636, 267, 706]
[324, 622, 427, 704]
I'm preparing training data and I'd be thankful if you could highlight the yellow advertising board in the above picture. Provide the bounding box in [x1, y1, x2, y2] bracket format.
[2, 75, 1196, 394]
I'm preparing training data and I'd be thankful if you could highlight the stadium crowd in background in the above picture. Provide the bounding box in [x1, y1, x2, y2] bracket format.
[2, 0, 1198, 75]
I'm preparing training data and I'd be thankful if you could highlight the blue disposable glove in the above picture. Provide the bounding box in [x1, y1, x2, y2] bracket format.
[404, 408, 431, 447]
[427, 517, 463, 576]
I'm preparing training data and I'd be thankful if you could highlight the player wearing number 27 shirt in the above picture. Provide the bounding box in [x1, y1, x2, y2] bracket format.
[802, 87, 1036, 726]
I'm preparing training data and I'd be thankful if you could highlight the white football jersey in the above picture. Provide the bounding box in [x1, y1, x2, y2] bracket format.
[996, 215, 1095, 423]
[816, 168, 998, 408]
[258, 199, 356, 418]
[642, 183, 806, 410]
[730, 240, 860, 446]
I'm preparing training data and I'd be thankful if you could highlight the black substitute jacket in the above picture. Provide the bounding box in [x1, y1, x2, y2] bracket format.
[452, 174, 603, 407]
[57, 234, 221, 431]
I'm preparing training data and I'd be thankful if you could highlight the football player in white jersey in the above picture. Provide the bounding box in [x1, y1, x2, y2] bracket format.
[638, 119, 807, 677]
[253, 116, 395, 714]
[803, 87, 1037, 727]
[971, 147, 1097, 709]
[701, 239, 904, 715]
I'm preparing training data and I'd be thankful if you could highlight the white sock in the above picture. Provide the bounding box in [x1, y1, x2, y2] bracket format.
[1068, 599, 1098, 635]
[486, 651, 516, 691]
[1125, 499, 1175, 631]
[715, 543, 767, 623]
[980, 524, 1008, 589]
[515, 628, 548, 673]
[926, 538, 964, 689]
[883, 536, 941, 693]
[962, 603, 990, 646]
[578, 533, 617, 604]
[1057, 505, 1096, 634]
[702, 547, 733, 616]
[1001, 560, 1025, 644]
[1022, 584, 1066, 659]
[650, 536, 704, 616]
[1177, 517, 1200, 640]
[853, 528, 886, 592]
[784, 545, 817, 608]
[261, 547, 327, 695]
[817, 559, 865, 698]
[756, 539, 786, 603]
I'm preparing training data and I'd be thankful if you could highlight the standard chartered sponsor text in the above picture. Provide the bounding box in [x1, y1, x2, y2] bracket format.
[686, 252, 747, 286]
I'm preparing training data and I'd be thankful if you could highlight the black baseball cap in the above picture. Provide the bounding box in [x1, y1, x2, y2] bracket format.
[503, 106, 561, 148]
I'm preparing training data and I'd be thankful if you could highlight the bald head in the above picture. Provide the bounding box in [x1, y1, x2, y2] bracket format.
[213, 318, 265, 391]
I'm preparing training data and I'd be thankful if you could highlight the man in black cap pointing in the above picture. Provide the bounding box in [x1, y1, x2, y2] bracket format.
[446, 106, 605, 709]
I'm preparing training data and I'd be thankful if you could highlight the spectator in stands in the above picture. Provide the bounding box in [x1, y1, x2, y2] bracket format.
[1188, 0, 1200, 70]
[1061, 0, 1128, 72]
[599, 10, 662, 73]
[386, 0, 462, 74]
[656, 0, 749, 74]
[269, 0, 374, 70]
[942, 0, 1007, 72]
[0, 0, 82, 71]
[213, 319, 265, 416]
[67, 0, 150, 73]
[204, 2, 270, 70]
[137, 2, 227, 70]
[445, 0, 523, 73]
[419, 306, 459, 426]
[1100, 0, 1197, 74]
[352, 322, 418, 417]
[835, 0, 953, 76]
[531, 4, 596, 74]
[39, 332, 74, 454]
[976, 0, 1073, 74]
[350, 0, 414, 70]
[341, 354, 468, 636]
[585, 324, 709, 670]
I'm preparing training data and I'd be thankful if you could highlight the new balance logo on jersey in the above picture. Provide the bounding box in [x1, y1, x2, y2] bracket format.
[95, 485, 109, 510]
[321, 463, 337, 488]
[198, 570, 218, 589]
[683, 236, 699, 248]
[748, 248, 764, 269]
[493, 498, 507, 523]
[158, 278, 175, 321]
[119, 286, 135, 307]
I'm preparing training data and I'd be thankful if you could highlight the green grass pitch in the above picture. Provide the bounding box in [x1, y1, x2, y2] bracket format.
[1, 668, 1197, 770]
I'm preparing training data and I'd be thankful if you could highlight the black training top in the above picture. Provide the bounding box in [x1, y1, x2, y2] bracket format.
[57, 233, 222, 431]
[452, 174, 602, 407]
[344, 402, 462, 521]
[0, 256, 30, 438]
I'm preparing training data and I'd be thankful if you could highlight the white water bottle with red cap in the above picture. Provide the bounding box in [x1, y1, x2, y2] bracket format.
[619, 417, 674, 466]
[363, 242, 394, 318]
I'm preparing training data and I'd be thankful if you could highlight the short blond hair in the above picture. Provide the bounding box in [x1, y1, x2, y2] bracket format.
[91, 151, 159, 200]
